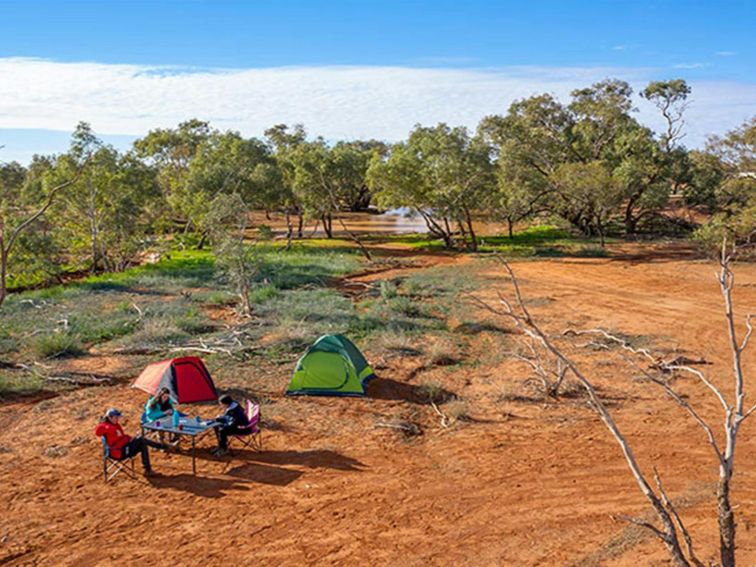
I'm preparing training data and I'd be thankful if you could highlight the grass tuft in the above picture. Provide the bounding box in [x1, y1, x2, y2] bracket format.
[34, 332, 85, 358]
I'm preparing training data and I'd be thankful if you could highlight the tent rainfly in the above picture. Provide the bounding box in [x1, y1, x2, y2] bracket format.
[286, 334, 374, 397]
[132, 357, 218, 403]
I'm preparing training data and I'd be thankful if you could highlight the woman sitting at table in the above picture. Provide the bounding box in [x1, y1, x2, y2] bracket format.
[95, 408, 165, 476]
[144, 387, 182, 444]
[144, 387, 176, 423]
[211, 394, 250, 456]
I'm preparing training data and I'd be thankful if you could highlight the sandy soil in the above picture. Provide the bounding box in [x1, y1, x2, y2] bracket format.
[1, 249, 754, 566]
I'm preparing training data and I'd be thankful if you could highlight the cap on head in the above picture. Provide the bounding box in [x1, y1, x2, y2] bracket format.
[219, 395, 232, 405]
[105, 408, 123, 418]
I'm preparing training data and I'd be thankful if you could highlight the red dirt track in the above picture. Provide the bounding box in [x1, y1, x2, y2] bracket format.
[1, 251, 754, 566]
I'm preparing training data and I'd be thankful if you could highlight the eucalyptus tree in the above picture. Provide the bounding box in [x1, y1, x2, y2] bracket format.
[330, 140, 387, 211]
[134, 119, 213, 230]
[205, 193, 259, 317]
[694, 117, 756, 247]
[186, 131, 281, 246]
[480, 79, 690, 237]
[287, 140, 338, 237]
[367, 123, 494, 250]
[54, 123, 160, 272]
[264, 124, 307, 239]
[0, 149, 87, 306]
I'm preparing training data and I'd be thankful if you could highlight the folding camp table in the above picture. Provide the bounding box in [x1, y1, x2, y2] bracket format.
[141, 417, 217, 475]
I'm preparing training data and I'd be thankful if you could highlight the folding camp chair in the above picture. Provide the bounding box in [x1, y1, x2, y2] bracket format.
[228, 400, 262, 453]
[101, 436, 136, 483]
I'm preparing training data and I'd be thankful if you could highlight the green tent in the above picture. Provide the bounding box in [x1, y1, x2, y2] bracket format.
[286, 334, 374, 397]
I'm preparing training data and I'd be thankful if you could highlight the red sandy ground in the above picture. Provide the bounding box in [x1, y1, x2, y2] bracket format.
[1, 249, 754, 566]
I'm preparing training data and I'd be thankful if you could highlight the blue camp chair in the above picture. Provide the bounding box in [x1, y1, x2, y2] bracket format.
[101, 436, 136, 483]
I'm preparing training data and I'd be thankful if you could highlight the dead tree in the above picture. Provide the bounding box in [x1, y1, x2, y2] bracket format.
[512, 341, 568, 398]
[472, 248, 753, 566]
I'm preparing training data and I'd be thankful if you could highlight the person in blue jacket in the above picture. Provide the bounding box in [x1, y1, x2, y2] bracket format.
[211, 394, 250, 456]
[144, 387, 180, 444]
[144, 387, 176, 423]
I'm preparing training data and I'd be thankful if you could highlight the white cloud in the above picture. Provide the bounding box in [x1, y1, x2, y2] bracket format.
[715, 51, 736, 57]
[0, 57, 754, 155]
[673, 62, 708, 69]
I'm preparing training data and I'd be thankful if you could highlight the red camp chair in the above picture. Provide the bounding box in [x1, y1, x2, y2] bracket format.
[228, 400, 262, 453]
[101, 436, 136, 483]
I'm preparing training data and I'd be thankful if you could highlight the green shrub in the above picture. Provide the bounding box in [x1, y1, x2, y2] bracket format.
[123, 318, 188, 347]
[194, 290, 236, 306]
[35, 332, 85, 358]
[176, 314, 215, 335]
[0, 330, 19, 356]
[379, 280, 399, 300]
[418, 381, 446, 404]
[0, 371, 45, 397]
[444, 400, 470, 423]
[258, 224, 274, 241]
[248, 284, 279, 304]
[427, 338, 459, 366]
[373, 330, 423, 356]
[70, 311, 140, 344]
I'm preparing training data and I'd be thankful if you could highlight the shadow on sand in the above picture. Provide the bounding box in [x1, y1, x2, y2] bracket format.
[152, 449, 365, 497]
[366, 376, 455, 404]
[149, 473, 251, 498]
[238, 449, 366, 471]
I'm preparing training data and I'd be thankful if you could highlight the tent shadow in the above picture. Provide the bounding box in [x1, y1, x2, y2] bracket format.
[366, 376, 455, 404]
[148, 473, 250, 498]
[234, 449, 366, 472]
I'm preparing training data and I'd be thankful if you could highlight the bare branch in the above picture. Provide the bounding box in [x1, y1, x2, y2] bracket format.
[740, 313, 754, 353]
[478, 256, 692, 565]
[566, 327, 728, 413]
[743, 404, 756, 421]
[622, 353, 725, 466]
[564, 328, 657, 364]
[665, 364, 730, 412]
[430, 401, 450, 428]
[654, 468, 705, 567]
[612, 514, 666, 539]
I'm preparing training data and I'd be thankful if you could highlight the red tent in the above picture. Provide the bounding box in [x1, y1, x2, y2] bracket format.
[132, 357, 218, 403]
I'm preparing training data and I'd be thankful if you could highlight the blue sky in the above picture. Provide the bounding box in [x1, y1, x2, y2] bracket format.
[1, 0, 755, 163]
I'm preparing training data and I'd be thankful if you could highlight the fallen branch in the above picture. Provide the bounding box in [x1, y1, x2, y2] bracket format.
[430, 401, 450, 428]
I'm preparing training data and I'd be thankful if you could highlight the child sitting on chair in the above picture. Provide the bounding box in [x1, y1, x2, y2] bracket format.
[211, 394, 250, 456]
[95, 408, 164, 476]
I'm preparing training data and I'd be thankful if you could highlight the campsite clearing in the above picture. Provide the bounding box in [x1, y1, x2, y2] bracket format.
[0, 242, 755, 566]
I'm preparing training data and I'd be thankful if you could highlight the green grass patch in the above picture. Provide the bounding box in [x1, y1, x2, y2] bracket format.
[34, 332, 86, 358]
[0, 371, 46, 397]
[366, 225, 614, 257]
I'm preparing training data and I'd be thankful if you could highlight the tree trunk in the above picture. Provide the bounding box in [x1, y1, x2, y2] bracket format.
[90, 233, 99, 273]
[196, 232, 208, 250]
[457, 220, 467, 246]
[285, 211, 294, 251]
[624, 196, 640, 235]
[322, 214, 333, 238]
[239, 280, 253, 318]
[297, 213, 304, 238]
[264, 209, 271, 221]
[717, 472, 736, 567]
[464, 208, 478, 252]
[0, 247, 7, 308]
[508, 219, 514, 239]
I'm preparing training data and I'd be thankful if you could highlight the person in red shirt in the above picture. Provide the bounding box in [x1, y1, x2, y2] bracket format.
[94, 408, 164, 476]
